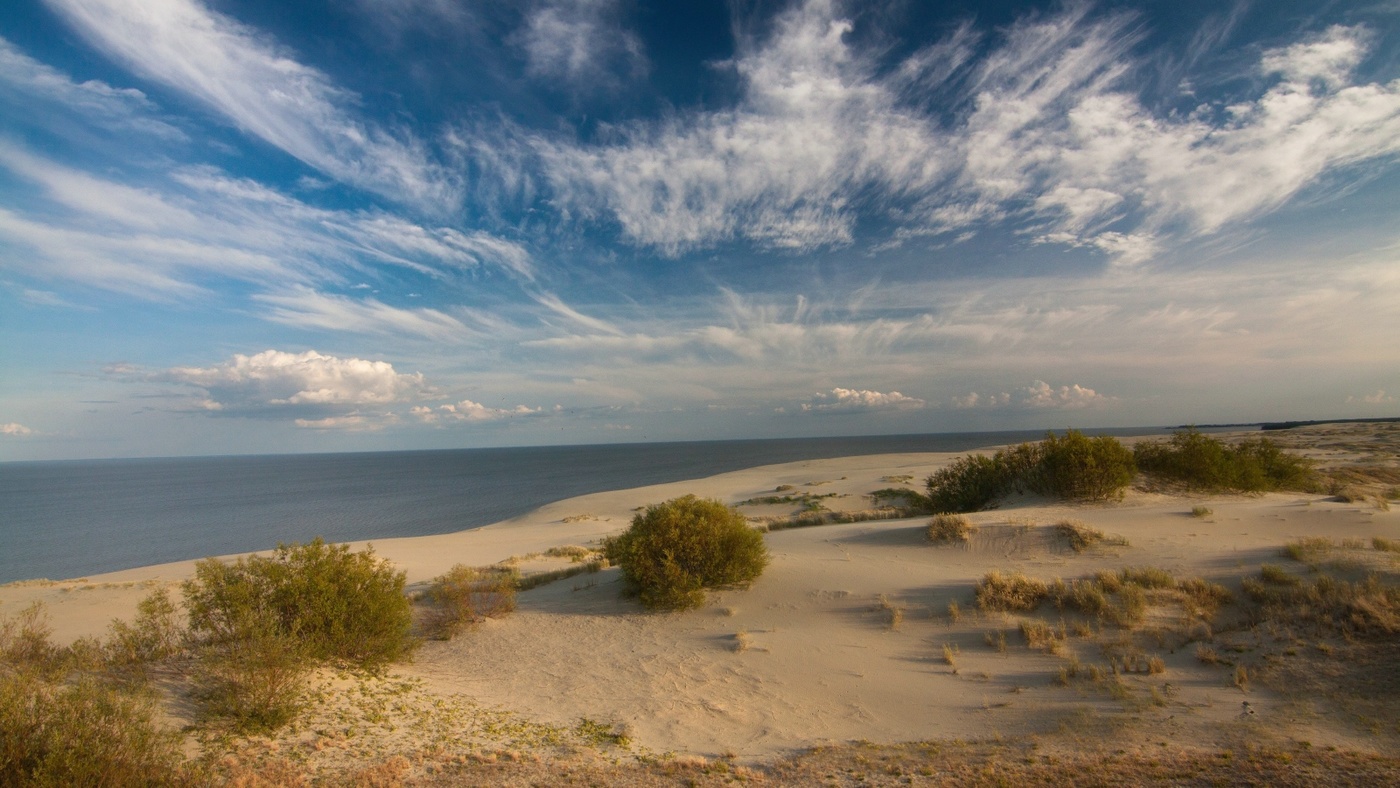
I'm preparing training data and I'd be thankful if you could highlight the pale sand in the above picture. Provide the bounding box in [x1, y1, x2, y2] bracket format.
[4, 424, 1399, 769]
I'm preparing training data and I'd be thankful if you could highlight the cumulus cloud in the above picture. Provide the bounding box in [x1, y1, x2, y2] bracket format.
[156, 350, 428, 423]
[42, 0, 458, 209]
[1, 422, 35, 437]
[1347, 390, 1396, 405]
[801, 388, 926, 413]
[1020, 380, 1110, 409]
[951, 391, 1010, 409]
[411, 400, 546, 424]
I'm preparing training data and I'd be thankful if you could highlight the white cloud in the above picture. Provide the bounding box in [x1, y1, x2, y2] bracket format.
[0, 145, 532, 307]
[1, 422, 35, 437]
[800, 387, 925, 413]
[294, 413, 397, 431]
[530, 0, 948, 254]
[951, 391, 1010, 409]
[42, 0, 458, 209]
[1347, 390, 1396, 405]
[515, 0, 647, 91]
[1021, 380, 1110, 409]
[509, 5, 1400, 265]
[412, 400, 545, 424]
[0, 35, 185, 141]
[253, 289, 474, 342]
[158, 350, 427, 417]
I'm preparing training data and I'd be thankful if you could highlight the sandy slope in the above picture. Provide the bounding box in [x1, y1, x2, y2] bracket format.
[3, 426, 1399, 772]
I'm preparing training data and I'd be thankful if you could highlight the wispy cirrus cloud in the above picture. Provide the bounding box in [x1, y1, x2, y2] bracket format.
[515, 0, 647, 92]
[505, 1, 1400, 265]
[0, 35, 185, 142]
[42, 0, 459, 210]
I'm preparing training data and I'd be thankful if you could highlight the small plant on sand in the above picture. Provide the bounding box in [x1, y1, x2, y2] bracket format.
[876, 595, 905, 631]
[975, 571, 1049, 612]
[926, 513, 975, 544]
[605, 495, 769, 611]
[424, 564, 519, 639]
[1282, 537, 1335, 563]
[942, 644, 959, 671]
[1190, 506, 1213, 518]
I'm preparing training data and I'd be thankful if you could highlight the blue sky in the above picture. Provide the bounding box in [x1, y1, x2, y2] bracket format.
[2, 0, 1399, 460]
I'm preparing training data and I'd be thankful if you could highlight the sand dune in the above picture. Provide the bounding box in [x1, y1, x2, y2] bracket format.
[3, 424, 1398, 781]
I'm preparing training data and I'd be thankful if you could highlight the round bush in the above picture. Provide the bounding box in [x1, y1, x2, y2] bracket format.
[605, 495, 769, 611]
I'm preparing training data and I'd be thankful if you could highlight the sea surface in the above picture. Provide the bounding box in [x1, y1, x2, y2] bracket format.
[0, 428, 1174, 584]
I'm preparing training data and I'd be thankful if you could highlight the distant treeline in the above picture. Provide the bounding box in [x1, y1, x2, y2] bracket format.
[1169, 417, 1400, 431]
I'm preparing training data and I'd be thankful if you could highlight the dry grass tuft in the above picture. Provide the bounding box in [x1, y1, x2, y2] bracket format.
[975, 571, 1049, 612]
[1054, 520, 1108, 553]
[926, 513, 975, 544]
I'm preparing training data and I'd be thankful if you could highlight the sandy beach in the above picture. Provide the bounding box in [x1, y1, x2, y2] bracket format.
[4, 423, 1399, 784]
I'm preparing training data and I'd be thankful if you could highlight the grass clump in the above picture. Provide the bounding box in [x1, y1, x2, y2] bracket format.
[605, 495, 769, 611]
[424, 565, 519, 640]
[1054, 520, 1108, 553]
[1134, 428, 1315, 492]
[926, 513, 975, 544]
[1190, 505, 1213, 518]
[975, 571, 1049, 612]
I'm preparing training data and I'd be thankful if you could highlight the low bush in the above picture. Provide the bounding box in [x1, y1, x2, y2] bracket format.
[926, 431, 1133, 513]
[424, 565, 519, 639]
[926, 513, 975, 543]
[605, 495, 769, 611]
[1134, 428, 1315, 492]
[189, 624, 307, 734]
[183, 537, 414, 668]
[1027, 431, 1136, 501]
[106, 588, 184, 669]
[0, 671, 188, 786]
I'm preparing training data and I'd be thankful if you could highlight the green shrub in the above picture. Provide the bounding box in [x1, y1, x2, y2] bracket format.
[183, 537, 414, 668]
[925, 453, 1018, 513]
[1027, 430, 1136, 501]
[1134, 428, 1315, 492]
[106, 588, 185, 669]
[605, 495, 769, 611]
[0, 671, 188, 786]
[424, 565, 518, 640]
[925, 432, 1133, 513]
[189, 624, 307, 734]
[0, 604, 64, 679]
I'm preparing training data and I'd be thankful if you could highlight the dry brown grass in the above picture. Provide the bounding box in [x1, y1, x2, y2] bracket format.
[975, 571, 1049, 612]
[926, 513, 975, 544]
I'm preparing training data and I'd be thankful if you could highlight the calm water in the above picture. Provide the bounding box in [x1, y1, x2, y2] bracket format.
[0, 428, 1171, 583]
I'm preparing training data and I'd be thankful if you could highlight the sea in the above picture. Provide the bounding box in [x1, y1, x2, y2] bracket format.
[0, 428, 1177, 584]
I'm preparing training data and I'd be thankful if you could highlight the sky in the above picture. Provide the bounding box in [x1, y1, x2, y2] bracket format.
[1, 0, 1399, 461]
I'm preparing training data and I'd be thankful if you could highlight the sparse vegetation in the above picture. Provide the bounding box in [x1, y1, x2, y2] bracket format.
[926, 513, 975, 544]
[424, 564, 519, 640]
[1134, 428, 1315, 492]
[1190, 505, 1213, 518]
[1054, 520, 1110, 553]
[605, 495, 769, 611]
